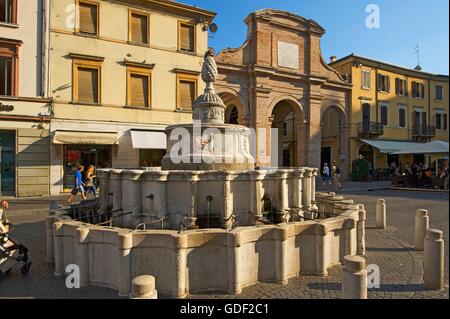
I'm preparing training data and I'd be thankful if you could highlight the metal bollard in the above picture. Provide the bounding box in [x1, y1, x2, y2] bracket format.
[342, 255, 367, 299]
[424, 229, 444, 290]
[414, 209, 429, 251]
[375, 199, 386, 229]
[130, 275, 158, 299]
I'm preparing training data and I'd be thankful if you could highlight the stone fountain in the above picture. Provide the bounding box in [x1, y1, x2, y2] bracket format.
[46, 50, 365, 298]
[96, 49, 319, 231]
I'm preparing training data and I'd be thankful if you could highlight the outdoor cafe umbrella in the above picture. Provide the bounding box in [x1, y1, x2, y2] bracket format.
[392, 140, 449, 155]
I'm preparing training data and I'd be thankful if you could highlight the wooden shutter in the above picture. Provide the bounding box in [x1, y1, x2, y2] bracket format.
[0, 57, 12, 95]
[444, 114, 448, 130]
[381, 106, 388, 125]
[179, 80, 195, 109]
[79, 2, 97, 34]
[421, 83, 425, 98]
[77, 67, 99, 103]
[386, 76, 390, 92]
[131, 13, 148, 44]
[404, 80, 408, 96]
[377, 74, 382, 91]
[395, 78, 400, 94]
[180, 23, 194, 51]
[130, 73, 149, 107]
[399, 109, 406, 128]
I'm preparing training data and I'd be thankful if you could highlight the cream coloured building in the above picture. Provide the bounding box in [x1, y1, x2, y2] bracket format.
[48, 0, 215, 194]
[0, 0, 51, 197]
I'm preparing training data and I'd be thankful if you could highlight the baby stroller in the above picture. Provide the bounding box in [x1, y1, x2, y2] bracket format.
[0, 208, 31, 278]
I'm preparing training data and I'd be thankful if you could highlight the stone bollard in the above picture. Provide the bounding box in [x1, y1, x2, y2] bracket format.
[375, 199, 386, 229]
[342, 255, 367, 299]
[130, 275, 158, 299]
[414, 209, 429, 251]
[423, 229, 444, 290]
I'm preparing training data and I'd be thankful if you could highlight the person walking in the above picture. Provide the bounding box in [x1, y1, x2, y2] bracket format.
[332, 160, 343, 191]
[84, 165, 98, 198]
[322, 163, 331, 185]
[441, 160, 449, 192]
[68, 165, 86, 204]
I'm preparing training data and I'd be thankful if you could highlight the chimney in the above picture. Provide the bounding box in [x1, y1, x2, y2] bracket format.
[330, 56, 337, 63]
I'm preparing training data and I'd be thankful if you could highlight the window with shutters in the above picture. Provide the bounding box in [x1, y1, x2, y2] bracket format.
[0, 39, 20, 96]
[377, 74, 390, 93]
[395, 78, 408, 96]
[361, 70, 371, 89]
[179, 22, 195, 52]
[73, 59, 102, 104]
[129, 11, 149, 45]
[0, 0, 17, 24]
[380, 103, 389, 126]
[412, 81, 425, 98]
[435, 111, 448, 131]
[398, 105, 407, 128]
[127, 67, 152, 108]
[77, 1, 98, 35]
[176, 73, 197, 110]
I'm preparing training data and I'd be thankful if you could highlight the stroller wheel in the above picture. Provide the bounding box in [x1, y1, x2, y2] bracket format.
[21, 262, 31, 275]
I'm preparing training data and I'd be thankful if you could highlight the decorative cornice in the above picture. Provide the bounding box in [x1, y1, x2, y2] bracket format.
[172, 68, 201, 75]
[69, 53, 105, 62]
[123, 60, 155, 69]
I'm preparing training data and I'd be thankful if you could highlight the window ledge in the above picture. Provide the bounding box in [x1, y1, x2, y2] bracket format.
[74, 32, 99, 39]
[361, 87, 371, 91]
[71, 101, 102, 106]
[177, 49, 197, 56]
[128, 41, 150, 48]
[0, 21, 19, 28]
[175, 108, 193, 113]
[124, 105, 151, 110]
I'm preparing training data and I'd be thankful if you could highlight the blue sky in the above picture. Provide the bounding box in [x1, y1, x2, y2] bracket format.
[181, 0, 449, 75]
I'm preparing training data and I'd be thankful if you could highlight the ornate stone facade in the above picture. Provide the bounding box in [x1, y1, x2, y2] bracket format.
[215, 10, 352, 177]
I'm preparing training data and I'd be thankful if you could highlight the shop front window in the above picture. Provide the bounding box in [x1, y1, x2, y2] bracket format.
[0, 130, 15, 195]
[63, 145, 112, 189]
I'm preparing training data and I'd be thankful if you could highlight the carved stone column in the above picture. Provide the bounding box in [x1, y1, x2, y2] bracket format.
[302, 169, 313, 213]
[292, 169, 304, 221]
[110, 169, 123, 215]
[97, 170, 110, 214]
[185, 172, 199, 230]
[311, 168, 318, 210]
[249, 171, 264, 225]
[220, 172, 233, 230]
[121, 170, 143, 228]
[275, 170, 289, 223]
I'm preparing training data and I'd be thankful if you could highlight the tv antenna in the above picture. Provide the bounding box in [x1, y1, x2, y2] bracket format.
[414, 42, 422, 70]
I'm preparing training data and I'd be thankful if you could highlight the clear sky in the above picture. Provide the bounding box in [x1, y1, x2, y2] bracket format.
[180, 0, 449, 75]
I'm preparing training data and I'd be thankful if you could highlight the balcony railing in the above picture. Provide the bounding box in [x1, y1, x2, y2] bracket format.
[358, 122, 384, 137]
[412, 125, 436, 138]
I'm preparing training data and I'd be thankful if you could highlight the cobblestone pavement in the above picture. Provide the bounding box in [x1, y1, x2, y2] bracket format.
[0, 190, 448, 299]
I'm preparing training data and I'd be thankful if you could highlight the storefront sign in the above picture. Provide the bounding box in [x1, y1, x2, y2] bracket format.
[0, 102, 14, 112]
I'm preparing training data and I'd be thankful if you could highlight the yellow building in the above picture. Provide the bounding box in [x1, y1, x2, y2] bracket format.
[0, 0, 52, 197]
[48, 0, 215, 194]
[330, 54, 449, 177]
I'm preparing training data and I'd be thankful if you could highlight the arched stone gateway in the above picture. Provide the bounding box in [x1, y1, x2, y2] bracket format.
[321, 104, 349, 179]
[215, 9, 352, 177]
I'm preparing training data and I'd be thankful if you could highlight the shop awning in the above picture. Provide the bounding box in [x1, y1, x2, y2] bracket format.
[131, 130, 167, 149]
[360, 139, 424, 154]
[52, 131, 118, 145]
[393, 140, 449, 155]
